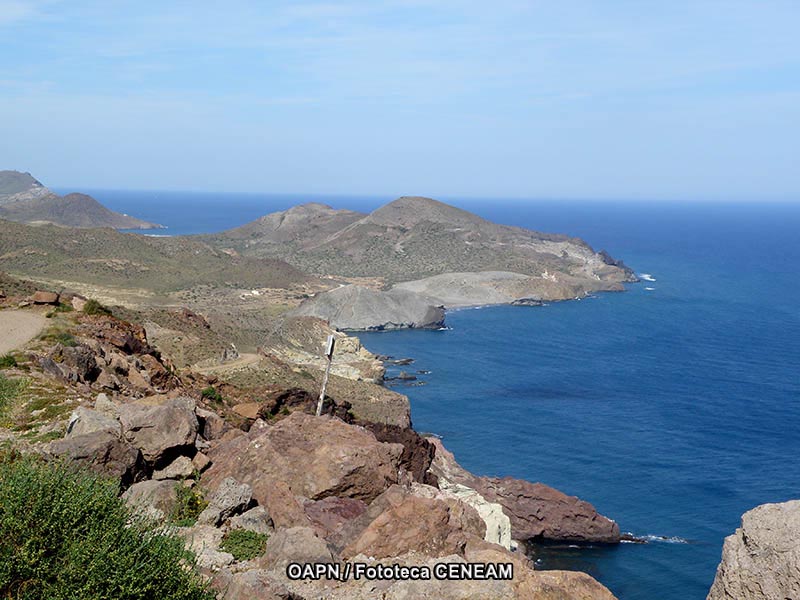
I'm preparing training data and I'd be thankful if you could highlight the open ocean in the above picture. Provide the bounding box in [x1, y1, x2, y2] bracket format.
[77, 189, 800, 600]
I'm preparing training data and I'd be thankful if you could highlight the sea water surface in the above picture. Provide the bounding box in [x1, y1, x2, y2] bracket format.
[81, 189, 800, 600]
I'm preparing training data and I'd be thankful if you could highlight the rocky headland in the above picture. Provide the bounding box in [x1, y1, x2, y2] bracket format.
[0, 170, 161, 230]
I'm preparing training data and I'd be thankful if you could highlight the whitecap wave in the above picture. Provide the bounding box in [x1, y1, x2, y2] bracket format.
[645, 287, 655, 291]
[639, 273, 656, 282]
[640, 534, 690, 544]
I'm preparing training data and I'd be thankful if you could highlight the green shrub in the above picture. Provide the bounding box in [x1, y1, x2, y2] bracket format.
[82, 299, 112, 316]
[200, 386, 223, 404]
[0, 354, 16, 369]
[219, 529, 268, 562]
[169, 484, 208, 527]
[0, 457, 213, 599]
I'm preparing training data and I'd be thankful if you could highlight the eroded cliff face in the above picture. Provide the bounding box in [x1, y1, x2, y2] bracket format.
[708, 500, 800, 600]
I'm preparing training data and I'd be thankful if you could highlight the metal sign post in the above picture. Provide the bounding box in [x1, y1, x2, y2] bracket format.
[316, 334, 336, 416]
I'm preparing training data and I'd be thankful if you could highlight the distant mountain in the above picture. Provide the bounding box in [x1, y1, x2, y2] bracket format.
[0, 170, 160, 230]
[206, 196, 636, 287]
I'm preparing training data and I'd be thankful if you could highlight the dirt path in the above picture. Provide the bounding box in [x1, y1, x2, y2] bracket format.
[0, 310, 47, 354]
[193, 353, 262, 375]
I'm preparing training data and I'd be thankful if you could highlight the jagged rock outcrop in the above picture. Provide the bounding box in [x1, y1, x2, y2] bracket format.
[202, 412, 404, 506]
[428, 437, 620, 544]
[292, 284, 445, 331]
[707, 500, 800, 600]
[479, 477, 620, 544]
[363, 422, 437, 485]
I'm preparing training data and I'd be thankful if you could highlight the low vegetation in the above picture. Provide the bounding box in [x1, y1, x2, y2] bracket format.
[200, 386, 224, 404]
[0, 457, 213, 600]
[219, 529, 269, 561]
[0, 354, 16, 369]
[0, 374, 27, 418]
[46, 303, 74, 318]
[169, 484, 208, 527]
[41, 329, 78, 347]
[82, 298, 112, 316]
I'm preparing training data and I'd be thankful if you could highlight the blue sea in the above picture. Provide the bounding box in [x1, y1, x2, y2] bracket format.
[76, 188, 800, 600]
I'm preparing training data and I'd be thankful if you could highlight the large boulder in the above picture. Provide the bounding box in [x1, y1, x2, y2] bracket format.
[202, 412, 403, 505]
[32, 291, 59, 304]
[707, 500, 800, 600]
[118, 397, 198, 465]
[48, 430, 145, 487]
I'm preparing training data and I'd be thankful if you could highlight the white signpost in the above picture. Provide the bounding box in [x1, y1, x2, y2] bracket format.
[316, 334, 336, 416]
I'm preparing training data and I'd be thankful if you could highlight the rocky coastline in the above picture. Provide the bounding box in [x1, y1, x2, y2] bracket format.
[0, 283, 621, 599]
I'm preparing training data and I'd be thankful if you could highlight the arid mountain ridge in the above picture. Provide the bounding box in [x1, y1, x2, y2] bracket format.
[203, 196, 637, 329]
[0, 170, 160, 230]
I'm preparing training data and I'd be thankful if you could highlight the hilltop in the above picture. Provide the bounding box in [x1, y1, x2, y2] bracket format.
[0, 170, 160, 230]
[205, 196, 637, 329]
[207, 196, 634, 285]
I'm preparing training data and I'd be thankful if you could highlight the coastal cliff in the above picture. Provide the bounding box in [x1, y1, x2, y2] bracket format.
[708, 500, 800, 600]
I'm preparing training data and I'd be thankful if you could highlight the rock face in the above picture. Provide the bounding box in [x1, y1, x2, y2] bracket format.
[707, 500, 800, 600]
[202, 412, 403, 506]
[479, 477, 620, 544]
[428, 438, 619, 544]
[292, 285, 445, 331]
[363, 422, 437, 485]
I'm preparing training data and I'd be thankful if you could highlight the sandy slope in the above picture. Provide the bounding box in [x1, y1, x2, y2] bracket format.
[0, 310, 46, 354]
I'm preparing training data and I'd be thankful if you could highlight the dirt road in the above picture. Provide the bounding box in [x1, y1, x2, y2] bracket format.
[0, 310, 47, 354]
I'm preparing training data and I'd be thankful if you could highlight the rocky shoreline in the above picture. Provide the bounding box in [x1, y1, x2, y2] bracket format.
[0, 285, 622, 599]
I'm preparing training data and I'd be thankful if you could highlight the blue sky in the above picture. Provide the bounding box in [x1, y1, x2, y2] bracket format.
[1, 1, 798, 200]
